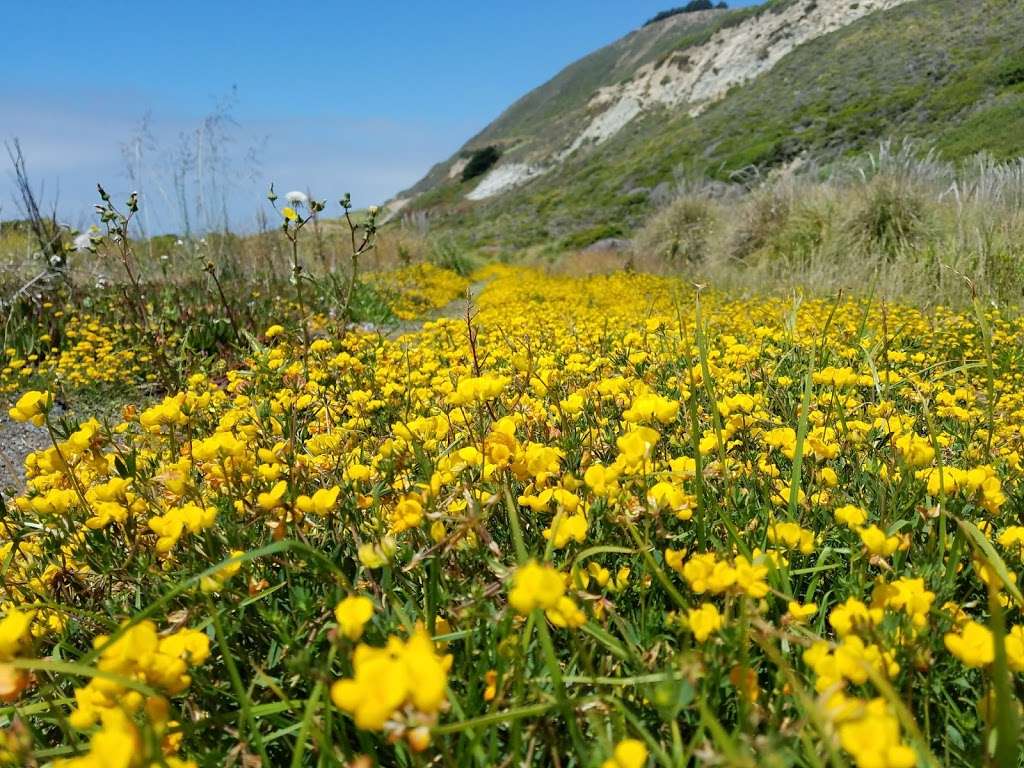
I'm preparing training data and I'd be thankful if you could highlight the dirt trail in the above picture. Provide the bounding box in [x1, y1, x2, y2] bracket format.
[386, 279, 490, 340]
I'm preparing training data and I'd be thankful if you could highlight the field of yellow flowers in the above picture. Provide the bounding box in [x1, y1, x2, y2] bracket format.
[2, 263, 1024, 767]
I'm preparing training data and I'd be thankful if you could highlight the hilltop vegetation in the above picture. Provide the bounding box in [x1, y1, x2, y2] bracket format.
[644, 1, 730, 27]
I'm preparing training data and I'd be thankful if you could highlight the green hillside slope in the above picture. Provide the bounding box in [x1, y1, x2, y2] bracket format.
[401, 8, 731, 200]
[398, 0, 1024, 251]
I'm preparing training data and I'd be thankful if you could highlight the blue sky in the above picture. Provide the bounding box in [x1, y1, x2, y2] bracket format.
[2, 1, 758, 232]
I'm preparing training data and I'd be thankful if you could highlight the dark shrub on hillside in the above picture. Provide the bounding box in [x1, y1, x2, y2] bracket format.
[644, 1, 726, 26]
[461, 146, 501, 182]
[560, 223, 624, 251]
[995, 55, 1024, 87]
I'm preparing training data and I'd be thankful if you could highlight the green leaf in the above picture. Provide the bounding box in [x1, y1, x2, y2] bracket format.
[956, 518, 1024, 609]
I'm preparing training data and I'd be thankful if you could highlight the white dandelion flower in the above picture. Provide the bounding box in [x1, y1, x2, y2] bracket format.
[285, 190, 309, 206]
[73, 233, 93, 252]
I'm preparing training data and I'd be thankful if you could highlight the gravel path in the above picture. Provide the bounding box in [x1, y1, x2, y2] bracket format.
[0, 410, 51, 496]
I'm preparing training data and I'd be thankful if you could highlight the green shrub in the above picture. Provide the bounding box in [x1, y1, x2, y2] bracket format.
[461, 146, 501, 181]
[429, 234, 476, 276]
[559, 223, 624, 251]
[633, 195, 716, 264]
[846, 173, 930, 258]
[0, 218, 32, 234]
[727, 186, 792, 262]
[764, 192, 837, 270]
[995, 54, 1024, 87]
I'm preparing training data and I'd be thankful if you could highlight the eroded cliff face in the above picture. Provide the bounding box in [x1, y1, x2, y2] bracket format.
[460, 0, 911, 201]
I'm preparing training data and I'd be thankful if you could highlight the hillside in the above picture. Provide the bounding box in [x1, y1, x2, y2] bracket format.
[392, 0, 1024, 250]
[396, 7, 729, 205]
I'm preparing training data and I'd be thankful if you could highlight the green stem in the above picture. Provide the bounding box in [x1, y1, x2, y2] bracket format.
[788, 368, 812, 522]
[209, 602, 271, 766]
[432, 700, 561, 736]
[536, 617, 588, 763]
[291, 646, 336, 768]
[503, 483, 529, 563]
[624, 520, 689, 611]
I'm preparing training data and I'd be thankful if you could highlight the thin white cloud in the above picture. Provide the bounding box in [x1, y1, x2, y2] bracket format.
[2, 95, 473, 233]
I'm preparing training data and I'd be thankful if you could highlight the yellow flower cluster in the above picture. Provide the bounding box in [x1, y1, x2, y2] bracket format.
[2, 314, 153, 395]
[3, 264, 1024, 763]
[69, 621, 210, 729]
[0, 616, 208, 768]
[330, 627, 452, 746]
[0, 609, 34, 702]
[601, 738, 648, 768]
[944, 620, 1024, 669]
[825, 695, 918, 768]
[670, 551, 770, 598]
[54, 707, 198, 768]
[508, 560, 586, 628]
[7, 390, 50, 425]
[369, 262, 471, 319]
